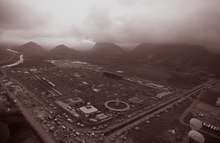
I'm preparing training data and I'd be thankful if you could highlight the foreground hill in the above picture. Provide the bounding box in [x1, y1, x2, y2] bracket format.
[130, 43, 220, 67]
[14, 42, 46, 56]
[127, 43, 220, 78]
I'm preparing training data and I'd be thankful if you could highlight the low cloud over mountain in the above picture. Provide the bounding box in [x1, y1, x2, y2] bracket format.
[0, 0, 220, 51]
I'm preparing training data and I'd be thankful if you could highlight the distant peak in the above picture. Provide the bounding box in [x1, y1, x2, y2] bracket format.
[21, 41, 43, 49]
[24, 41, 38, 45]
[55, 44, 70, 49]
[93, 42, 121, 49]
[15, 41, 45, 55]
[92, 42, 124, 55]
[94, 42, 118, 46]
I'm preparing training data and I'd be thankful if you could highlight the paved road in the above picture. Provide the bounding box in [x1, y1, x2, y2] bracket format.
[0, 69, 56, 143]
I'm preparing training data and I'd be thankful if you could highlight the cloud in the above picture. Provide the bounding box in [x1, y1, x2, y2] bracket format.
[0, 0, 49, 30]
[0, 0, 220, 49]
[79, 0, 220, 47]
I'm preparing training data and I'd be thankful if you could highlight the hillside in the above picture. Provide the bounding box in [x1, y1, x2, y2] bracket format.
[47, 45, 81, 59]
[0, 48, 20, 67]
[130, 43, 220, 67]
[15, 42, 46, 56]
[92, 42, 125, 56]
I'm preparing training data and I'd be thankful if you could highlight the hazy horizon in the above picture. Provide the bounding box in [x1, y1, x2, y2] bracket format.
[1, 0, 220, 51]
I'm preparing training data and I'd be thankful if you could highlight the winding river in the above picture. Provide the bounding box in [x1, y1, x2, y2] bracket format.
[2, 49, 24, 68]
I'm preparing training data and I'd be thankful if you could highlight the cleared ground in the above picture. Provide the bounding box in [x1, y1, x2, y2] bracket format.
[127, 100, 191, 143]
[104, 65, 172, 82]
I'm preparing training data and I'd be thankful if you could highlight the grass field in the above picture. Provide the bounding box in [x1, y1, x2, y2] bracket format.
[200, 89, 219, 106]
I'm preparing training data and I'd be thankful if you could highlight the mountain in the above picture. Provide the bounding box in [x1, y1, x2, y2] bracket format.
[92, 42, 125, 56]
[15, 42, 46, 55]
[47, 45, 80, 58]
[81, 42, 127, 64]
[48, 45, 73, 54]
[130, 43, 220, 68]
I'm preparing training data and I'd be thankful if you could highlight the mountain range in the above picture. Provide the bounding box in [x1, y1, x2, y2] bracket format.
[3, 41, 219, 73]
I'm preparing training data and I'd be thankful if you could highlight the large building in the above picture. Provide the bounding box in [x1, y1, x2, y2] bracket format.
[79, 104, 98, 116]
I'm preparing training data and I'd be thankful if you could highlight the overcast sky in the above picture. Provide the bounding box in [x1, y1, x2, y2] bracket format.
[0, 0, 220, 49]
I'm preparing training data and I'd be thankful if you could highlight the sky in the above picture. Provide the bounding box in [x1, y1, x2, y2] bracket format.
[0, 0, 220, 49]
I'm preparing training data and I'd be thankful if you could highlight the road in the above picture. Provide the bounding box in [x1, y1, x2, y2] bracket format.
[103, 79, 217, 143]
[0, 79, 56, 143]
[0, 54, 56, 143]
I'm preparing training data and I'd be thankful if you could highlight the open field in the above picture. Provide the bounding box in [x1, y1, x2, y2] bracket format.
[200, 89, 219, 105]
[127, 100, 191, 143]
[104, 64, 172, 82]
[13, 57, 54, 68]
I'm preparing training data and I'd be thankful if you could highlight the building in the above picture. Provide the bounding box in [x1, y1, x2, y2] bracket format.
[68, 97, 85, 107]
[96, 113, 108, 120]
[79, 104, 98, 116]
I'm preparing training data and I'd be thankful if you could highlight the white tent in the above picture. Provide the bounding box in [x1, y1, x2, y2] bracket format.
[188, 130, 205, 143]
[190, 118, 202, 131]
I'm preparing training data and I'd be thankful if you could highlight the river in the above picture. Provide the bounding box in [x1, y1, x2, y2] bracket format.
[2, 49, 24, 68]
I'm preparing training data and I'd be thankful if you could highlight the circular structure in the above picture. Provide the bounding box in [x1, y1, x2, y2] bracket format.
[188, 130, 205, 143]
[190, 118, 202, 131]
[104, 100, 130, 112]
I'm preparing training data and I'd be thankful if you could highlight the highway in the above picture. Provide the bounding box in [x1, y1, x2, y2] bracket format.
[0, 71, 56, 143]
[103, 79, 217, 143]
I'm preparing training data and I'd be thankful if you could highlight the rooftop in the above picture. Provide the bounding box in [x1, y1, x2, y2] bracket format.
[79, 105, 98, 114]
[68, 97, 84, 103]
